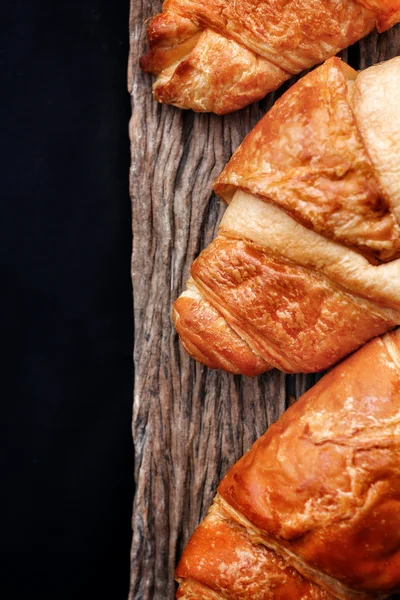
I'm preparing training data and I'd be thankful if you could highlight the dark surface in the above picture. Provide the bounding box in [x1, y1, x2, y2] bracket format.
[0, 1, 133, 598]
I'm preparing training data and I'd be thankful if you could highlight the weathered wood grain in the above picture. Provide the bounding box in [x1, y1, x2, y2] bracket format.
[128, 4, 400, 598]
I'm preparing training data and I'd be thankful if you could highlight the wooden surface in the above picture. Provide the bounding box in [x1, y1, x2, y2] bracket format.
[128, 4, 400, 599]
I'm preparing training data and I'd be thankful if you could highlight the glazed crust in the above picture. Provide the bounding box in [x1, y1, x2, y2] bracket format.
[140, 0, 400, 113]
[174, 57, 400, 376]
[215, 58, 400, 261]
[187, 233, 399, 374]
[176, 330, 400, 599]
[176, 501, 334, 599]
[174, 280, 271, 376]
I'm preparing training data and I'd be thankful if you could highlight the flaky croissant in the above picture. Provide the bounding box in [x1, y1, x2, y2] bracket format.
[140, 0, 400, 114]
[176, 329, 400, 600]
[173, 56, 400, 376]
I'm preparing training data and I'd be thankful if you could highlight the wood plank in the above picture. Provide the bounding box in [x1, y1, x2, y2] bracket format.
[128, 4, 400, 598]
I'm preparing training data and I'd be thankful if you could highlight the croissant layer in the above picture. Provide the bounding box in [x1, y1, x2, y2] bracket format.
[215, 58, 400, 261]
[174, 57, 400, 375]
[140, 0, 400, 113]
[189, 235, 398, 374]
[176, 329, 400, 599]
[176, 502, 334, 599]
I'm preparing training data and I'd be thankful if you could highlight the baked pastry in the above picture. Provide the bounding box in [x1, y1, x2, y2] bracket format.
[175, 328, 400, 599]
[140, 0, 400, 114]
[173, 56, 400, 376]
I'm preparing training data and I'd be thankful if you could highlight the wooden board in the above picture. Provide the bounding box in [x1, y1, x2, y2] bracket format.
[128, 4, 400, 598]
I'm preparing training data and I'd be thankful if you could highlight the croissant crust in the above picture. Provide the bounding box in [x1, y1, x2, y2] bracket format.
[176, 329, 400, 599]
[140, 0, 400, 113]
[174, 57, 400, 376]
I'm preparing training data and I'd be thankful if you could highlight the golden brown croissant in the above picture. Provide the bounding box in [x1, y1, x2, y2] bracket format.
[140, 0, 400, 114]
[175, 329, 400, 599]
[173, 56, 400, 376]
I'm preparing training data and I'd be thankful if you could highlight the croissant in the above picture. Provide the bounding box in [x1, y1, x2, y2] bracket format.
[140, 0, 400, 114]
[175, 328, 400, 599]
[173, 56, 400, 376]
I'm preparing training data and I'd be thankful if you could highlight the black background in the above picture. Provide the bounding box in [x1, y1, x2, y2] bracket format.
[1, 1, 134, 598]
